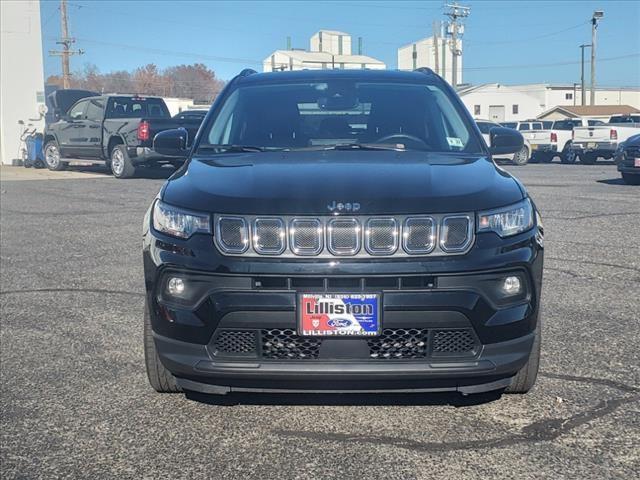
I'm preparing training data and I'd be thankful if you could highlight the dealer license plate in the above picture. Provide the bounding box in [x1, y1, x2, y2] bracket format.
[299, 293, 380, 336]
[635, 158, 640, 167]
[587, 142, 597, 149]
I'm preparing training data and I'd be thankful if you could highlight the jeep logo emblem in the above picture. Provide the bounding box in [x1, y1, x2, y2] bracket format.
[327, 201, 360, 212]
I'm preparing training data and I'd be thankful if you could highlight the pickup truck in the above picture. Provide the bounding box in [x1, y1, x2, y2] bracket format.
[525, 118, 605, 163]
[43, 92, 202, 178]
[569, 115, 640, 165]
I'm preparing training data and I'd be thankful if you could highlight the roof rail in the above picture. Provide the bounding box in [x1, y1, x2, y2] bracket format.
[414, 67, 435, 75]
[238, 68, 258, 77]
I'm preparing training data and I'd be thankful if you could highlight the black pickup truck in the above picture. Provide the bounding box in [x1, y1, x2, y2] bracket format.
[43, 91, 202, 178]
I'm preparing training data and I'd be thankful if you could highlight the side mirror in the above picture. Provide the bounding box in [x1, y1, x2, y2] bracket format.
[489, 127, 524, 155]
[153, 128, 189, 158]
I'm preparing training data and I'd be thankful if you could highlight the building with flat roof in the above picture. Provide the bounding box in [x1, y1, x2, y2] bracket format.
[398, 36, 461, 86]
[263, 30, 385, 72]
[458, 83, 640, 123]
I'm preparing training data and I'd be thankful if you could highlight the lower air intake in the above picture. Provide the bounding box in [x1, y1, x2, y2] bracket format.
[367, 329, 429, 359]
[261, 329, 321, 359]
[212, 330, 256, 355]
[431, 329, 477, 355]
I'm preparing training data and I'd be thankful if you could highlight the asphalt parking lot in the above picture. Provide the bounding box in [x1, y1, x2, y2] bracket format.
[1, 162, 639, 479]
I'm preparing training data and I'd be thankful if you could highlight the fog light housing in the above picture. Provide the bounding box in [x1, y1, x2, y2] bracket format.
[501, 276, 522, 296]
[167, 277, 185, 296]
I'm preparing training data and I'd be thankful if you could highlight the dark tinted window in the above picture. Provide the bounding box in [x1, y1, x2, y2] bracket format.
[476, 121, 498, 134]
[518, 124, 530, 131]
[609, 115, 640, 123]
[587, 120, 605, 126]
[501, 122, 517, 129]
[106, 97, 170, 119]
[542, 121, 553, 129]
[200, 80, 483, 153]
[553, 120, 580, 130]
[532, 123, 542, 130]
[85, 100, 104, 122]
[68, 100, 88, 120]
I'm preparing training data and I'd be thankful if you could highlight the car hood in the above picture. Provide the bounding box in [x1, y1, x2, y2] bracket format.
[162, 151, 524, 215]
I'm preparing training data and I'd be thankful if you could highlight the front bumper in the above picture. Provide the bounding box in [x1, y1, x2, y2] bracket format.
[143, 219, 544, 394]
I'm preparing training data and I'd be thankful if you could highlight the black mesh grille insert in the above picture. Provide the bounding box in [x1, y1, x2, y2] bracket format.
[367, 329, 429, 359]
[261, 329, 321, 359]
[432, 329, 476, 355]
[212, 330, 256, 355]
[441, 217, 470, 252]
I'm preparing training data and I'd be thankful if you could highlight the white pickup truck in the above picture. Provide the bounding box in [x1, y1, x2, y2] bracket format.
[525, 118, 605, 163]
[569, 115, 640, 164]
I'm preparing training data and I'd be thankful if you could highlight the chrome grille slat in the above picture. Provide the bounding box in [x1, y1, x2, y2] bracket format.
[214, 214, 474, 258]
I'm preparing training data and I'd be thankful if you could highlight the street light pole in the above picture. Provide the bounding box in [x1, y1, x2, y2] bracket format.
[590, 10, 604, 105]
[579, 44, 591, 106]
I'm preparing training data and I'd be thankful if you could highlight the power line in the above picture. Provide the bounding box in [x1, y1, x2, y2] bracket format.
[48, 0, 84, 88]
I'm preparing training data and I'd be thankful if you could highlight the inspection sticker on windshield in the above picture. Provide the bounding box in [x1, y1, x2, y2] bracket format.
[447, 137, 464, 148]
[299, 293, 380, 336]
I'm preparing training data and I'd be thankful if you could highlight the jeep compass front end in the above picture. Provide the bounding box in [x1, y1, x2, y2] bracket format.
[143, 68, 543, 396]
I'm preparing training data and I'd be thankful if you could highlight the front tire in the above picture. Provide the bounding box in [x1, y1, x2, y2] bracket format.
[144, 301, 181, 393]
[43, 141, 66, 171]
[110, 145, 136, 178]
[505, 318, 541, 394]
[622, 173, 640, 185]
[511, 146, 529, 166]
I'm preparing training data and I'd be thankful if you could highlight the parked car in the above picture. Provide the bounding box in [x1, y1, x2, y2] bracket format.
[143, 68, 543, 397]
[477, 119, 531, 165]
[501, 121, 552, 131]
[570, 115, 640, 164]
[615, 133, 640, 185]
[43, 92, 202, 178]
[172, 109, 208, 122]
[525, 118, 605, 163]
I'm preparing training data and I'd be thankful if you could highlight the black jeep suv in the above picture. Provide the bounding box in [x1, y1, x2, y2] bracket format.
[143, 68, 543, 396]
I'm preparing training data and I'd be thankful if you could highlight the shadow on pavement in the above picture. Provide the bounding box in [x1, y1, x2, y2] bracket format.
[185, 389, 504, 407]
[596, 177, 626, 185]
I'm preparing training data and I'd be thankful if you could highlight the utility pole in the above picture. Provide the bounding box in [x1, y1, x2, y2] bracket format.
[579, 44, 591, 106]
[444, 3, 470, 88]
[48, 0, 84, 88]
[432, 21, 440, 76]
[590, 10, 604, 105]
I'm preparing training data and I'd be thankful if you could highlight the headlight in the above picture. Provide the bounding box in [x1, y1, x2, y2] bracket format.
[477, 198, 534, 237]
[152, 200, 211, 239]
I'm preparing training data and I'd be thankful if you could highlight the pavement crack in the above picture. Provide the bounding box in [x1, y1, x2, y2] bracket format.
[274, 372, 640, 453]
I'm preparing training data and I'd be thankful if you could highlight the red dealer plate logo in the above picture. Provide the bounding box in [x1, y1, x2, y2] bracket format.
[299, 293, 380, 337]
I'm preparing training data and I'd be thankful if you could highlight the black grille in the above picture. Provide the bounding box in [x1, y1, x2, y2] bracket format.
[432, 329, 477, 355]
[212, 330, 256, 355]
[403, 217, 435, 253]
[367, 329, 428, 359]
[261, 329, 321, 359]
[328, 218, 360, 255]
[253, 218, 285, 254]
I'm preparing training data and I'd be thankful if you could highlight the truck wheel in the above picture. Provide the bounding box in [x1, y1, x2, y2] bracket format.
[144, 301, 181, 393]
[110, 145, 136, 179]
[43, 141, 67, 171]
[561, 150, 577, 164]
[580, 153, 597, 165]
[505, 317, 541, 394]
[622, 173, 640, 185]
[511, 146, 529, 165]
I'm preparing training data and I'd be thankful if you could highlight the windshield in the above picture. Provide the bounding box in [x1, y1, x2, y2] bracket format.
[197, 80, 483, 154]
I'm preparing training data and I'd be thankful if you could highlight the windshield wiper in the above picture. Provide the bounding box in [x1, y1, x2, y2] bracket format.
[329, 143, 408, 151]
[199, 144, 277, 153]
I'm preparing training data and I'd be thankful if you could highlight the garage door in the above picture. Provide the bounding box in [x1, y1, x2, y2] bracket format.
[489, 105, 505, 123]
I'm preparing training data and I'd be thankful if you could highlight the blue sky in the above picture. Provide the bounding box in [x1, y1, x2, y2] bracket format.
[40, 0, 640, 86]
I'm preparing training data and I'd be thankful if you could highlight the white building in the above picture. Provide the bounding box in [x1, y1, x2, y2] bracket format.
[459, 83, 640, 122]
[0, 0, 46, 165]
[398, 36, 461, 86]
[263, 30, 385, 72]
